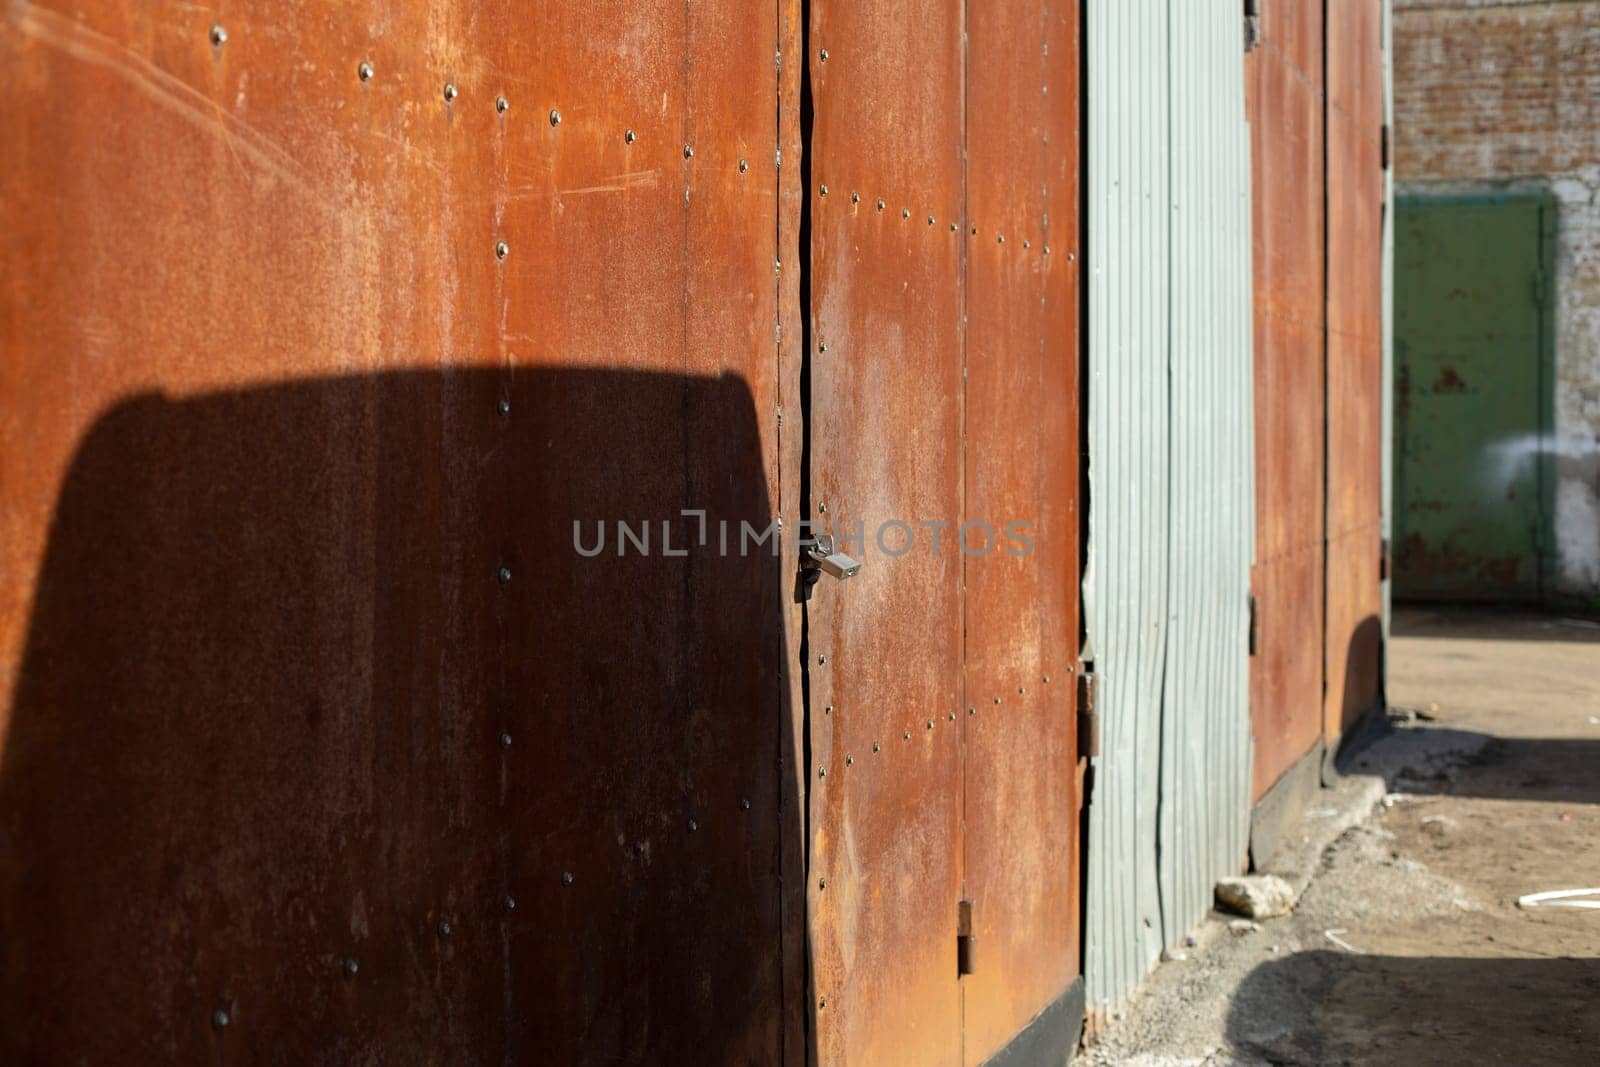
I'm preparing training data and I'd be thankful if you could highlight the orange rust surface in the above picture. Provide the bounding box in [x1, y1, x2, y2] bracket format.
[1245, 0, 1328, 801]
[806, 2, 1081, 1063]
[1323, 0, 1386, 743]
[959, 0, 1081, 1060]
[0, 2, 795, 1061]
[805, 2, 968, 1062]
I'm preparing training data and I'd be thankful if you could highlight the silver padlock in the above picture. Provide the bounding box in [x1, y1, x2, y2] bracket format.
[804, 533, 861, 581]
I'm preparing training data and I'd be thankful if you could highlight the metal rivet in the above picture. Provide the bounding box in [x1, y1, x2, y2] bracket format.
[739, 158, 749, 172]
[504, 895, 517, 911]
[928, 215, 936, 225]
[820, 184, 828, 197]
[625, 128, 636, 144]
[443, 83, 457, 102]
[820, 997, 827, 1009]
[968, 706, 976, 716]
[994, 696, 1001, 704]
[1044, 674, 1052, 683]
[209, 24, 227, 46]
[496, 96, 509, 113]
[438, 920, 452, 936]
[820, 48, 829, 62]
[683, 144, 694, 159]
[845, 755, 854, 766]
[818, 501, 827, 513]
[1023, 239, 1031, 249]
[876, 198, 885, 211]
[902, 208, 910, 219]
[562, 871, 574, 886]
[818, 767, 826, 778]
[497, 398, 511, 416]
[495, 241, 509, 260]
[819, 877, 827, 889]
[872, 742, 881, 752]
[740, 798, 751, 810]
[1018, 686, 1026, 695]
[549, 108, 561, 126]
[1044, 246, 1052, 255]
[500, 731, 512, 747]
[688, 818, 699, 832]
[358, 61, 374, 82]
[851, 192, 861, 203]
[818, 654, 826, 665]
[998, 234, 1006, 244]
[972, 226, 978, 235]
[950, 222, 958, 232]
[824, 704, 833, 714]
[498, 565, 512, 584]
[344, 957, 359, 975]
[903, 731, 911, 740]
[926, 720, 934, 730]
[1067, 251, 1076, 262]
[947, 712, 955, 721]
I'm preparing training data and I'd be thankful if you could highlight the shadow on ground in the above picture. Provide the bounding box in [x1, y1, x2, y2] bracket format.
[1227, 950, 1600, 1065]
[1342, 724, 1600, 804]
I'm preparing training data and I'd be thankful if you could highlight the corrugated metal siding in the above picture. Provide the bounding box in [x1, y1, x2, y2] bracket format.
[1085, 0, 1254, 1011]
[1159, 0, 1256, 946]
[1084, 0, 1170, 1011]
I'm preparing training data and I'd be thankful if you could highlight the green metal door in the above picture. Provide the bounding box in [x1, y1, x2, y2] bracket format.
[1394, 196, 1552, 601]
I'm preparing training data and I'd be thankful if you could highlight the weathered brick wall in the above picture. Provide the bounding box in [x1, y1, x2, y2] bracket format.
[1395, 0, 1600, 597]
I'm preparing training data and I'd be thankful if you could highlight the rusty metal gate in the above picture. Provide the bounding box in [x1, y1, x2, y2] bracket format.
[1324, 0, 1386, 755]
[2, 1, 1081, 1063]
[805, 1, 1083, 1064]
[0, 1, 800, 1062]
[1245, 0, 1330, 850]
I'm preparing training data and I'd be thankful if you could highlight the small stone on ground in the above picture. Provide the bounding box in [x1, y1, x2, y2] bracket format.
[1215, 875, 1297, 919]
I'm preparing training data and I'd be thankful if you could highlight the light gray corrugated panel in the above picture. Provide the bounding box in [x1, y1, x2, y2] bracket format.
[1084, 0, 1171, 1011]
[1157, 0, 1256, 950]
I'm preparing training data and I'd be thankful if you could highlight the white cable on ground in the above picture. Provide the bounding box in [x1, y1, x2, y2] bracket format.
[1516, 888, 1600, 910]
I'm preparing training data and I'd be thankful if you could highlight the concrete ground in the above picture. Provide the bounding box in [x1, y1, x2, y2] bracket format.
[1079, 607, 1600, 1065]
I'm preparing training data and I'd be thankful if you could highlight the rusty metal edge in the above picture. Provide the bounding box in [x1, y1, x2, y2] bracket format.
[978, 977, 1085, 1067]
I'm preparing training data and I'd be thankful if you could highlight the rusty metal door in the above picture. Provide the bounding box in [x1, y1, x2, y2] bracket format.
[1245, 1, 1328, 819]
[1, 2, 799, 1063]
[805, 2, 1082, 1063]
[1324, 0, 1386, 752]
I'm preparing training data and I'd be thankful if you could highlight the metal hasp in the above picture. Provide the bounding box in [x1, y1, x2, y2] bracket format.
[957, 899, 976, 976]
[1077, 671, 1100, 760]
[802, 533, 862, 582]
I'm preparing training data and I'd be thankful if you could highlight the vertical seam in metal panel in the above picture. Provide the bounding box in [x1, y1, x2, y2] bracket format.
[772, 4, 791, 1060]
[1320, 0, 1332, 723]
[795, 0, 816, 1055]
[957, 0, 971, 1055]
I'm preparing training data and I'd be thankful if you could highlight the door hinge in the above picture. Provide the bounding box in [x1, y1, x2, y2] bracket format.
[1243, 0, 1262, 52]
[1381, 124, 1391, 171]
[1380, 537, 1391, 582]
[957, 899, 976, 976]
[1077, 670, 1100, 759]
[1248, 594, 1260, 656]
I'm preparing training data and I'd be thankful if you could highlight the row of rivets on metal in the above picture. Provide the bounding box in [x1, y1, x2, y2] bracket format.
[204, 27, 770, 177]
[817, 185, 1072, 258]
[812, 672, 1061, 783]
